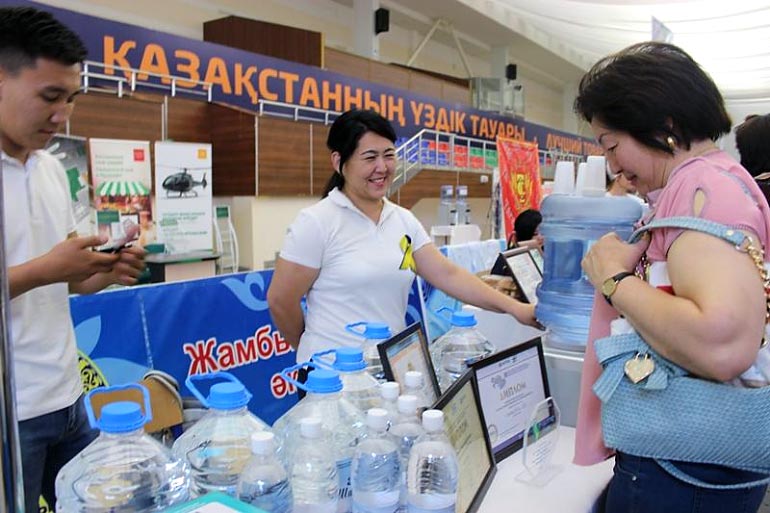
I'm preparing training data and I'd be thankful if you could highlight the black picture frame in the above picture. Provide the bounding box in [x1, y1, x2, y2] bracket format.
[470, 337, 551, 463]
[378, 322, 441, 404]
[431, 368, 497, 513]
[499, 247, 543, 304]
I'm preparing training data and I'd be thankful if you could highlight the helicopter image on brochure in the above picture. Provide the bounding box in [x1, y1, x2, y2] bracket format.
[158, 165, 210, 198]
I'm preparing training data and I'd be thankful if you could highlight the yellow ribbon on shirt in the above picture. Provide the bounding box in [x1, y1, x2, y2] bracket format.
[399, 234, 416, 272]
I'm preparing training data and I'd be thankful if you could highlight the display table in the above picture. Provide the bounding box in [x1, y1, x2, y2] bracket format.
[145, 250, 221, 283]
[479, 426, 613, 513]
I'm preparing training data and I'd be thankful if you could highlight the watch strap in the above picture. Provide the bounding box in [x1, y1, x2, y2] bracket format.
[603, 271, 635, 306]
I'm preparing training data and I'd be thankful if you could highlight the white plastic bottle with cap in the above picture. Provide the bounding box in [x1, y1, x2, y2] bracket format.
[273, 365, 366, 513]
[351, 408, 401, 513]
[314, 347, 381, 412]
[403, 371, 431, 414]
[406, 410, 459, 513]
[429, 308, 495, 392]
[237, 431, 293, 513]
[55, 384, 190, 512]
[171, 372, 271, 497]
[346, 322, 393, 382]
[388, 396, 425, 512]
[378, 381, 400, 424]
[290, 417, 339, 513]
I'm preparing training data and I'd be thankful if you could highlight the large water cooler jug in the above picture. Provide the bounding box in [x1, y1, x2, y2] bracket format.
[535, 183, 642, 350]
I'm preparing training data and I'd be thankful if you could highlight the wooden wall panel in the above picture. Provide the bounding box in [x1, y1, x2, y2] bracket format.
[204, 16, 322, 67]
[312, 124, 332, 196]
[442, 83, 471, 106]
[69, 93, 162, 141]
[209, 104, 256, 196]
[408, 72, 447, 99]
[167, 97, 211, 143]
[370, 60, 409, 91]
[258, 117, 312, 196]
[392, 169, 491, 210]
[324, 48, 370, 82]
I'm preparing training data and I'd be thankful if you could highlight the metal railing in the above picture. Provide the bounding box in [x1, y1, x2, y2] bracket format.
[81, 60, 213, 101]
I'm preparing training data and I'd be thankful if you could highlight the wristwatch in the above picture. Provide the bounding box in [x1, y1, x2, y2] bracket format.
[601, 271, 635, 306]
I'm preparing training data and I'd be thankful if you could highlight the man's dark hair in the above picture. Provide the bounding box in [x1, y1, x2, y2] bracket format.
[0, 7, 87, 74]
[574, 42, 731, 155]
[323, 109, 397, 198]
[514, 209, 542, 243]
[736, 114, 770, 177]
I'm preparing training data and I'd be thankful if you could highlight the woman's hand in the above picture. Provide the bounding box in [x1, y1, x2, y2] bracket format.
[581, 232, 650, 288]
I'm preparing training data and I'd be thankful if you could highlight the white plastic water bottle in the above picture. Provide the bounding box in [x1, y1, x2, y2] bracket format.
[378, 381, 400, 425]
[290, 417, 339, 513]
[55, 384, 190, 512]
[403, 371, 431, 413]
[389, 396, 424, 513]
[406, 410, 458, 513]
[172, 372, 271, 497]
[352, 409, 401, 513]
[237, 431, 293, 513]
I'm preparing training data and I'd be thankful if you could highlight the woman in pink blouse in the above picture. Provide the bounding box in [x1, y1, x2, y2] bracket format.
[573, 42, 770, 512]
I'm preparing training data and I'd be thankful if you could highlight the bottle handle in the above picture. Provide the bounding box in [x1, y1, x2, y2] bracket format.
[85, 383, 152, 429]
[310, 348, 336, 370]
[345, 322, 367, 337]
[280, 361, 318, 393]
[185, 371, 243, 408]
[435, 306, 454, 322]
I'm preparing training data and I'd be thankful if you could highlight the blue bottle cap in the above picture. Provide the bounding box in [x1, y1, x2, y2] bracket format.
[451, 311, 477, 327]
[305, 369, 343, 393]
[364, 322, 392, 340]
[99, 401, 147, 433]
[208, 382, 250, 409]
[333, 347, 367, 372]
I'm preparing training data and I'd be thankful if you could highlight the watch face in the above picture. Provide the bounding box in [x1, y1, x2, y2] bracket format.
[601, 278, 616, 297]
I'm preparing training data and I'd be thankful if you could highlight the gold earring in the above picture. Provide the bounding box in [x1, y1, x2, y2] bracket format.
[666, 136, 676, 151]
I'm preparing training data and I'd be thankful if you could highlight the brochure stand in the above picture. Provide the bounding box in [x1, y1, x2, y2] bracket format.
[516, 397, 563, 487]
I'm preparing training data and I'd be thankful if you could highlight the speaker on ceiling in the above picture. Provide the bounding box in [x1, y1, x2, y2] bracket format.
[375, 8, 390, 35]
[506, 63, 518, 81]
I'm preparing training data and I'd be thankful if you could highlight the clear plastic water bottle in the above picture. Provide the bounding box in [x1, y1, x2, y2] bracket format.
[314, 347, 381, 413]
[352, 408, 401, 513]
[388, 396, 424, 513]
[56, 384, 190, 512]
[429, 309, 495, 392]
[377, 381, 400, 425]
[346, 321, 393, 382]
[290, 417, 339, 513]
[237, 431, 293, 513]
[274, 365, 366, 513]
[403, 371, 431, 414]
[536, 156, 642, 350]
[172, 372, 270, 497]
[406, 410, 458, 513]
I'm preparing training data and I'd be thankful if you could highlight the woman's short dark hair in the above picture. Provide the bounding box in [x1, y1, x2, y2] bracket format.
[735, 114, 770, 177]
[514, 209, 542, 243]
[574, 42, 731, 155]
[322, 109, 397, 197]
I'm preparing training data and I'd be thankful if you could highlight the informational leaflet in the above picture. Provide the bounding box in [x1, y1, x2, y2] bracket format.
[474, 345, 546, 455]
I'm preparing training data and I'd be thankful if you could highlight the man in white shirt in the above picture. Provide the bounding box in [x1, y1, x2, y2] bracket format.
[0, 7, 146, 511]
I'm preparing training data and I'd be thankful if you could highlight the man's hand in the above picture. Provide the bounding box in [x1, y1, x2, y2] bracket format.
[43, 235, 120, 284]
[108, 245, 146, 286]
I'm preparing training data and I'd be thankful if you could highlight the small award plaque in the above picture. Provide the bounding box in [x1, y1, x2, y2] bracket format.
[516, 397, 563, 487]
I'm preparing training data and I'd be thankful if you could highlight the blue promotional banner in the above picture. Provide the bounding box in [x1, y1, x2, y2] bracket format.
[70, 271, 426, 425]
[16, 0, 600, 156]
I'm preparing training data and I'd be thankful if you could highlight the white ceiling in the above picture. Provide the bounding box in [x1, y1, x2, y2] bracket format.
[384, 0, 770, 100]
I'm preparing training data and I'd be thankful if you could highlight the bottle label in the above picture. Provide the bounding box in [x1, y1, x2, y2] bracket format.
[337, 457, 353, 513]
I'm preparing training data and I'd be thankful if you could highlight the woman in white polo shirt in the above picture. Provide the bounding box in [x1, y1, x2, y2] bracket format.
[267, 109, 537, 365]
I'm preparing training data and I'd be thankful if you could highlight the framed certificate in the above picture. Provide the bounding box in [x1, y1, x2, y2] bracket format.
[433, 369, 496, 513]
[503, 247, 543, 304]
[379, 322, 441, 404]
[470, 337, 551, 462]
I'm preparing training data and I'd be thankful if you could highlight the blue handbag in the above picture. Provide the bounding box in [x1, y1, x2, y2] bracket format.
[593, 216, 770, 489]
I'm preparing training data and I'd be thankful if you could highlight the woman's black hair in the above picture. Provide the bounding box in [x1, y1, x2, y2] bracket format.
[574, 42, 731, 155]
[514, 209, 542, 243]
[735, 114, 770, 177]
[322, 109, 397, 198]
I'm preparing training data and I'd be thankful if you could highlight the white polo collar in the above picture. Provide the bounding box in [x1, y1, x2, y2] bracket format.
[328, 187, 396, 224]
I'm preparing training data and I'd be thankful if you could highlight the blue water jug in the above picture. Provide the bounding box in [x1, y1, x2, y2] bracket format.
[535, 194, 642, 350]
[55, 384, 190, 512]
[346, 321, 393, 382]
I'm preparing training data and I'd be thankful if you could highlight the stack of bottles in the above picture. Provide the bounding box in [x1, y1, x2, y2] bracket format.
[55, 384, 190, 512]
[535, 156, 643, 350]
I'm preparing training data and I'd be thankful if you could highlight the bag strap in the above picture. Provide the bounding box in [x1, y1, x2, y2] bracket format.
[657, 460, 770, 490]
[629, 216, 770, 331]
